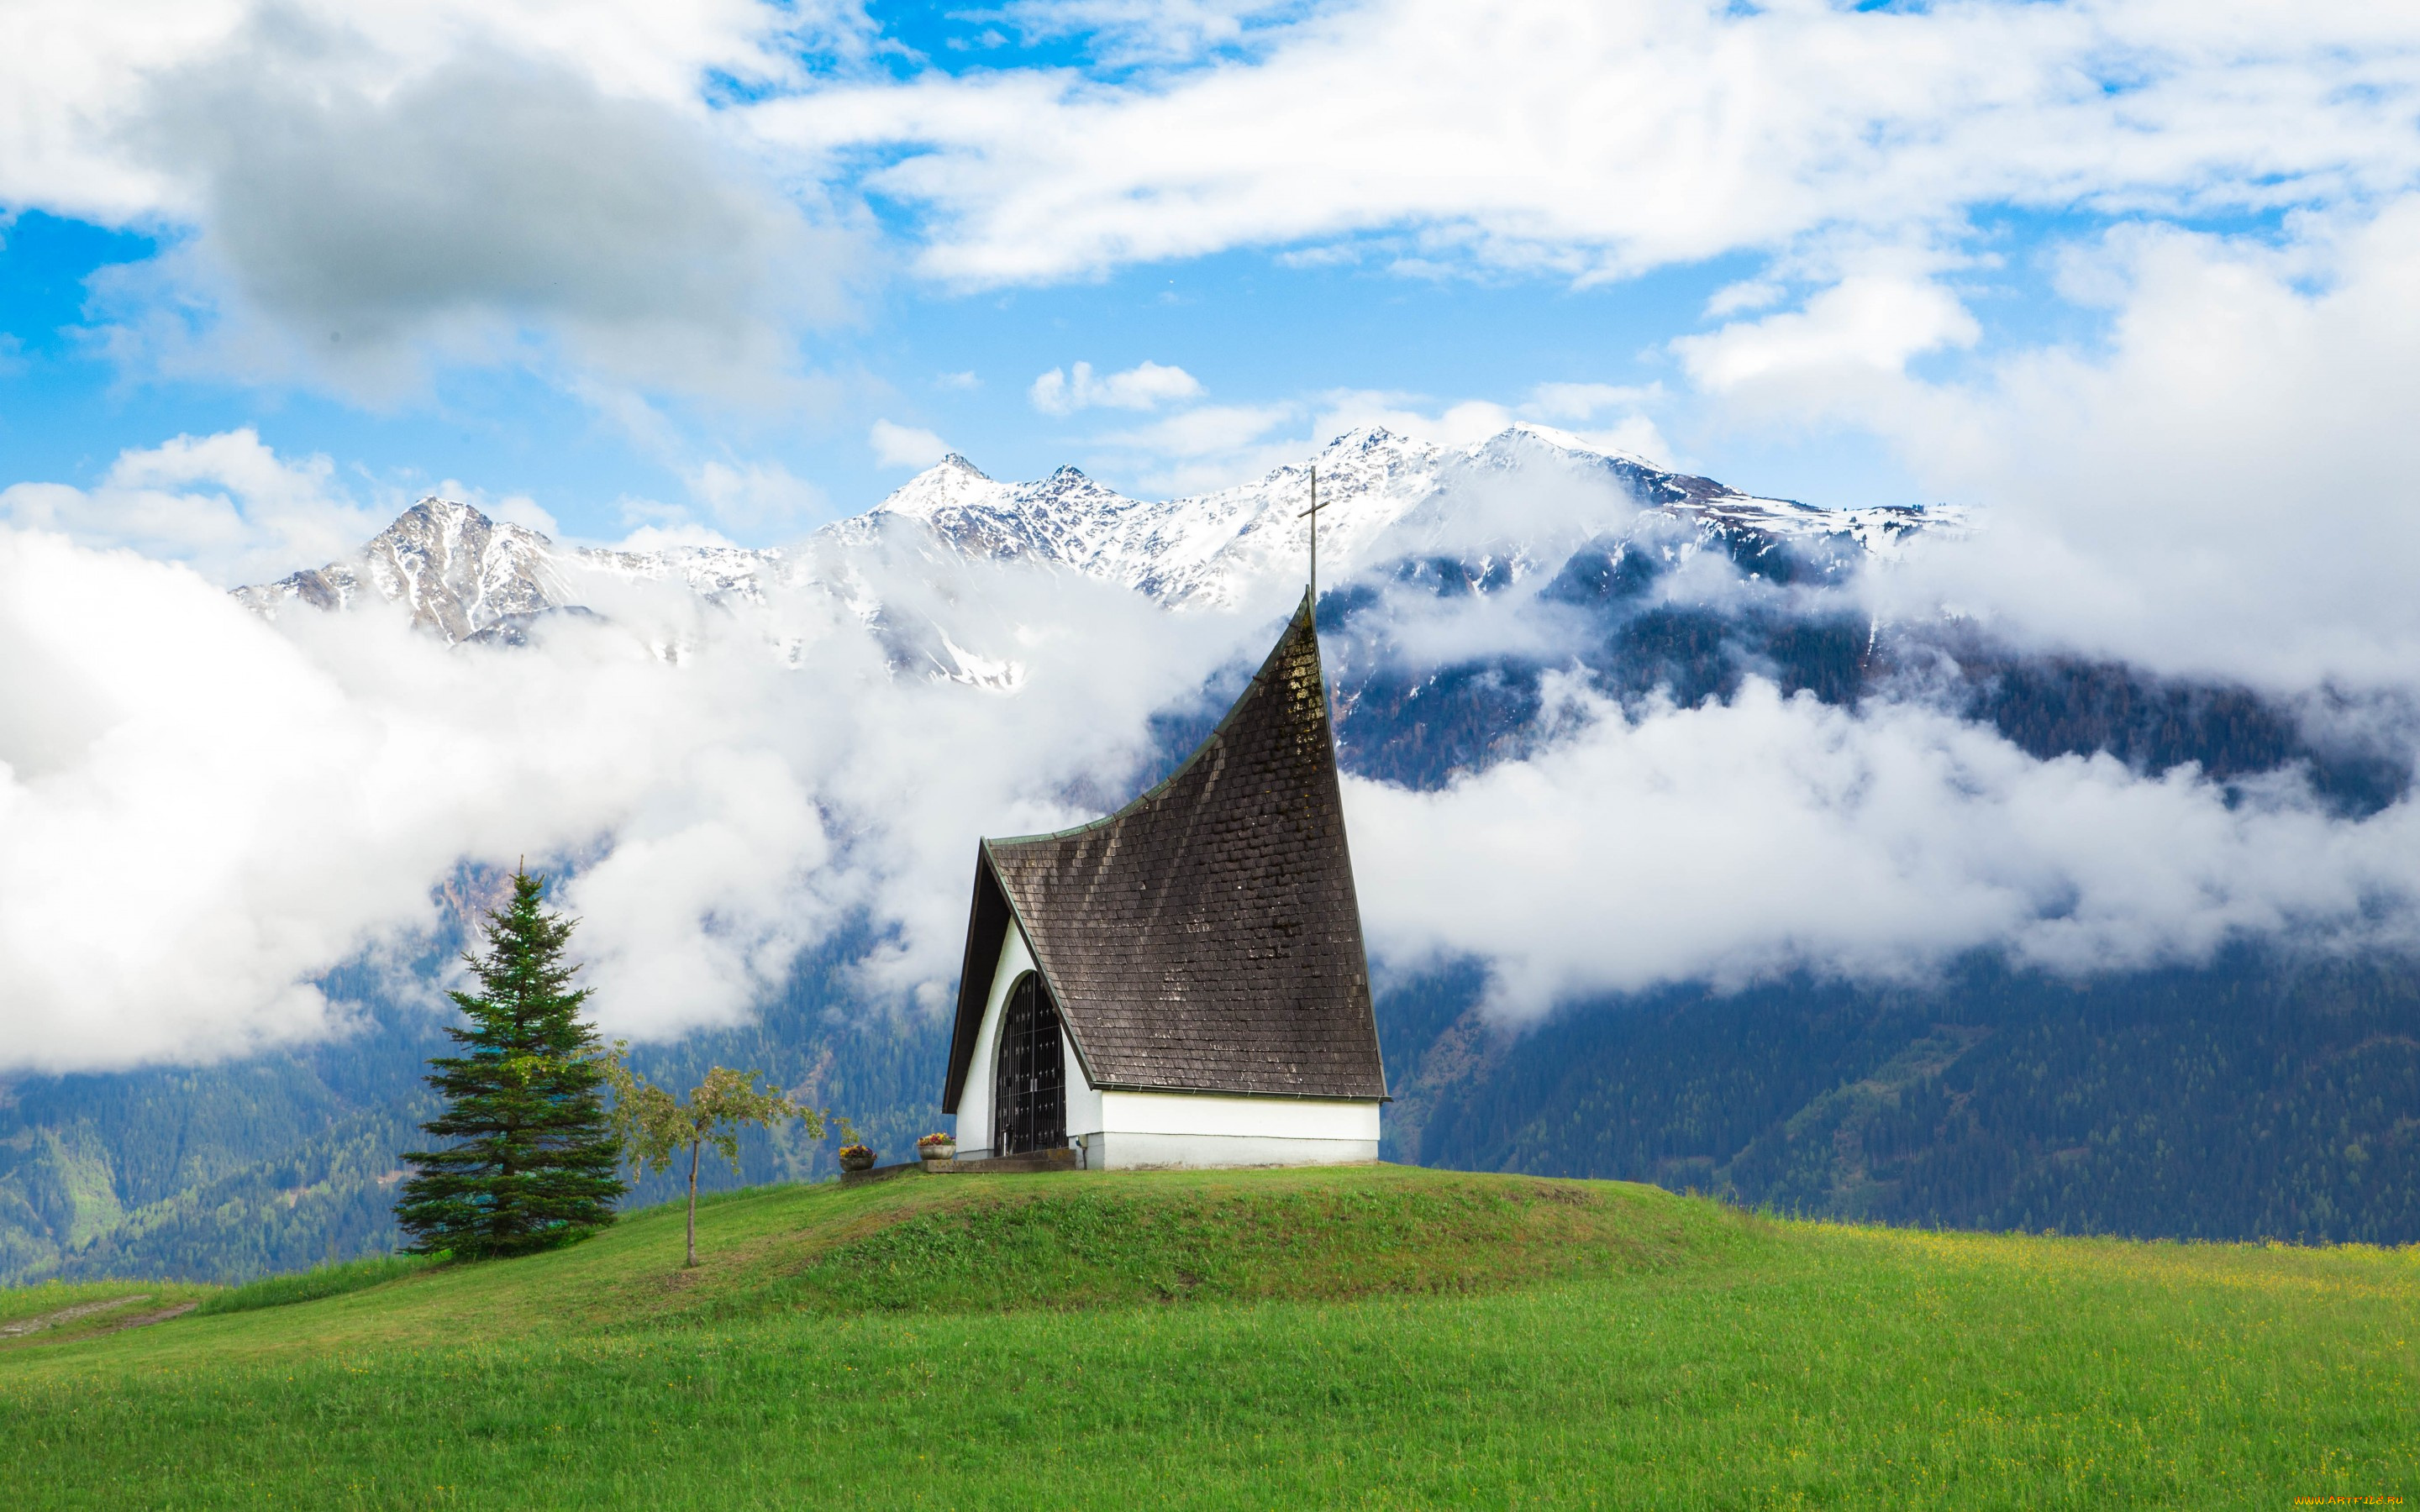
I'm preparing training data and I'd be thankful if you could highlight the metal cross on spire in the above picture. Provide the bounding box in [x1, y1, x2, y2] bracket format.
[1296, 462, 1327, 607]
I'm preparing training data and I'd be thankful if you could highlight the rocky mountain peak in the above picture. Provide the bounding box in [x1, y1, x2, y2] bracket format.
[232, 427, 1961, 644]
[234, 496, 567, 642]
[874, 454, 1010, 521]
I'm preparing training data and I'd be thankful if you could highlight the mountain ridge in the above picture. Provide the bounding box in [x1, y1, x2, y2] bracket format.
[232, 425, 1961, 643]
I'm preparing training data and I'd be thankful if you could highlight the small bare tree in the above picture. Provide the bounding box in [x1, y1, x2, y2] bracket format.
[600, 1047, 834, 1268]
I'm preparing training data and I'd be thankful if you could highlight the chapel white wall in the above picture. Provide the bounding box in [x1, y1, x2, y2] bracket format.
[949, 922, 1028, 1158]
[1083, 1092, 1379, 1171]
[1101, 1090, 1377, 1139]
[1086, 1130, 1379, 1170]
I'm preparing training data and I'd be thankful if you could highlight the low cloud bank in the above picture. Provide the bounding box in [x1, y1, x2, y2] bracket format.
[9, 396, 2420, 1073]
[1350, 677, 2420, 1021]
[0, 522, 1235, 1074]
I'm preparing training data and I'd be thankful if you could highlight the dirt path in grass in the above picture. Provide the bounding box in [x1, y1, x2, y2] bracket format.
[1, 1295, 199, 1344]
[1, 1295, 152, 1338]
[99, 1303, 197, 1334]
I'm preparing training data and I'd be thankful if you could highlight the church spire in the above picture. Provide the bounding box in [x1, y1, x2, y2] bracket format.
[1297, 463, 1326, 604]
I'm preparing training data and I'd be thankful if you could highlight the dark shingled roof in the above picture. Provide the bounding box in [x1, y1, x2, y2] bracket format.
[943, 593, 1387, 1110]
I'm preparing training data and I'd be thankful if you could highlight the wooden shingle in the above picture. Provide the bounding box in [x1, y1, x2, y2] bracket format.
[943, 594, 1387, 1107]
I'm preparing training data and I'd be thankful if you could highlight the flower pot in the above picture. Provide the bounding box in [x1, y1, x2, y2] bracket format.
[838, 1148, 876, 1173]
[920, 1152, 955, 1172]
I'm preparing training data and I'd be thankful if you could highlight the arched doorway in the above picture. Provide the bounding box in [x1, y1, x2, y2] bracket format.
[993, 971, 1065, 1155]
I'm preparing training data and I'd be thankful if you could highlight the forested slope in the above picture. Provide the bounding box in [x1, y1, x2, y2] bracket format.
[1386, 953, 2420, 1243]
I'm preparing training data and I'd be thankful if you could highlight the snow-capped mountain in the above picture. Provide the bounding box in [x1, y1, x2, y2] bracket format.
[236, 501, 787, 642]
[234, 497, 570, 642]
[858, 423, 1954, 606]
[234, 426, 1958, 643]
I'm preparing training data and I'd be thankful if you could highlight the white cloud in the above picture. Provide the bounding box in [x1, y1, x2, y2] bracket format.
[6, 2, 863, 402]
[1687, 200, 2420, 694]
[1706, 278, 1787, 318]
[1352, 677, 2420, 1021]
[1084, 403, 1299, 495]
[1310, 386, 1675, 470]
[2, 1, 855, 222]
[1342, 396, 1517, 448]
[1674, 276, 1981, 396]
[0, 514, 1248, 1074]
[24, 1, 2420, 1070]
[1273, 244, 1361, 270]
[1513, 383, 1670, 465]
[870, 419, 952, 469]
[0, 428, 384, 586]
[1094, 402, 1293, 458]
[471, 491, 562, 538]
[9, 416, 2420, 1076]
[607, 521, 743, 554]
[1562, 415, 1670, 469]
[21, 0, 2420, 456]
[18, 0, 2420, 407]
[762, 0, 2420, 286]
[1028, 359, 1206, 415]
[1521, 382, 1654, 423]
[976, 1, 1299, 66]
[687, 458, 829, 533]
[1071, 380, 1676, 495]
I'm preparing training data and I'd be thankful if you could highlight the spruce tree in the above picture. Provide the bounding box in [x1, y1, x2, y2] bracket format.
[397, 869, 625, 1258]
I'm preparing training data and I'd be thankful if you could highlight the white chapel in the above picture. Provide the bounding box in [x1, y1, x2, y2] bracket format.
[942, 591, 1388, 1168]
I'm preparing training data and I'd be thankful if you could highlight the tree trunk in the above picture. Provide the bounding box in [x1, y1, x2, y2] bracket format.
[685, 1137, 701, 1268]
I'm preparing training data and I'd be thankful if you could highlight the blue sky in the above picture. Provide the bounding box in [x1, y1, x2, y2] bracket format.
[3, 1, 2415, 564]
[0, 160, 1916, 543]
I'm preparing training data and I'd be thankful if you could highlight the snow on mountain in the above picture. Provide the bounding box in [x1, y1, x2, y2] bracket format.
[834, 427, 1449, 607]
[237, 498, 786, 642]
[234, 497, 571, 642]
[1455, 423, 1956, 559]
[865, 424, 1960, 606]
[1125, 426, 1453, 604]
[849, 454, 1151, 574]
[575, 539, 785, 603]
[232, 427, 1961, 645]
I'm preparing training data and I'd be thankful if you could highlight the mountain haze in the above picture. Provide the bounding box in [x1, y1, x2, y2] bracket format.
[4, 427, 2415, 1283]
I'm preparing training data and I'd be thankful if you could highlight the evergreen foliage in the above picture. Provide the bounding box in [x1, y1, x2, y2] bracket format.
[0, 922, 937, 1286]
[395, 871, 624, 1259]
[1398, 950, 2420, 1242]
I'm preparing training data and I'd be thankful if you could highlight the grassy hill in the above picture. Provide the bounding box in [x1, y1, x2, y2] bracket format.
[3, 1164, 2414, 1509]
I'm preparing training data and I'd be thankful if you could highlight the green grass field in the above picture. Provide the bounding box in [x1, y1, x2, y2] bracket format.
[2, 1164, 2412, 1509]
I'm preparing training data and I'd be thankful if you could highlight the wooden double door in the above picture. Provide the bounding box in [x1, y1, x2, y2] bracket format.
[992, 972, 1065, 1155]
